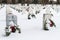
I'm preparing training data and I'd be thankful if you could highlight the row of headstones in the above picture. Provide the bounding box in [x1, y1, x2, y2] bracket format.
[6, 4, 60, 20]
[9, 4, 58, 13]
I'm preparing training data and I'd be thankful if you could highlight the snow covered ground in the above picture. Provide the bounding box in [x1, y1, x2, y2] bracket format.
[0, 4, 60, 40]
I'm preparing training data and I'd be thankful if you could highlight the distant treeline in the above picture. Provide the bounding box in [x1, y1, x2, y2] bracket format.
[0, 0, 60, 4]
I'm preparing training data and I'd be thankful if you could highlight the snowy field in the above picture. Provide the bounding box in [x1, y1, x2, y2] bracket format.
[0, 4, 60, 40]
